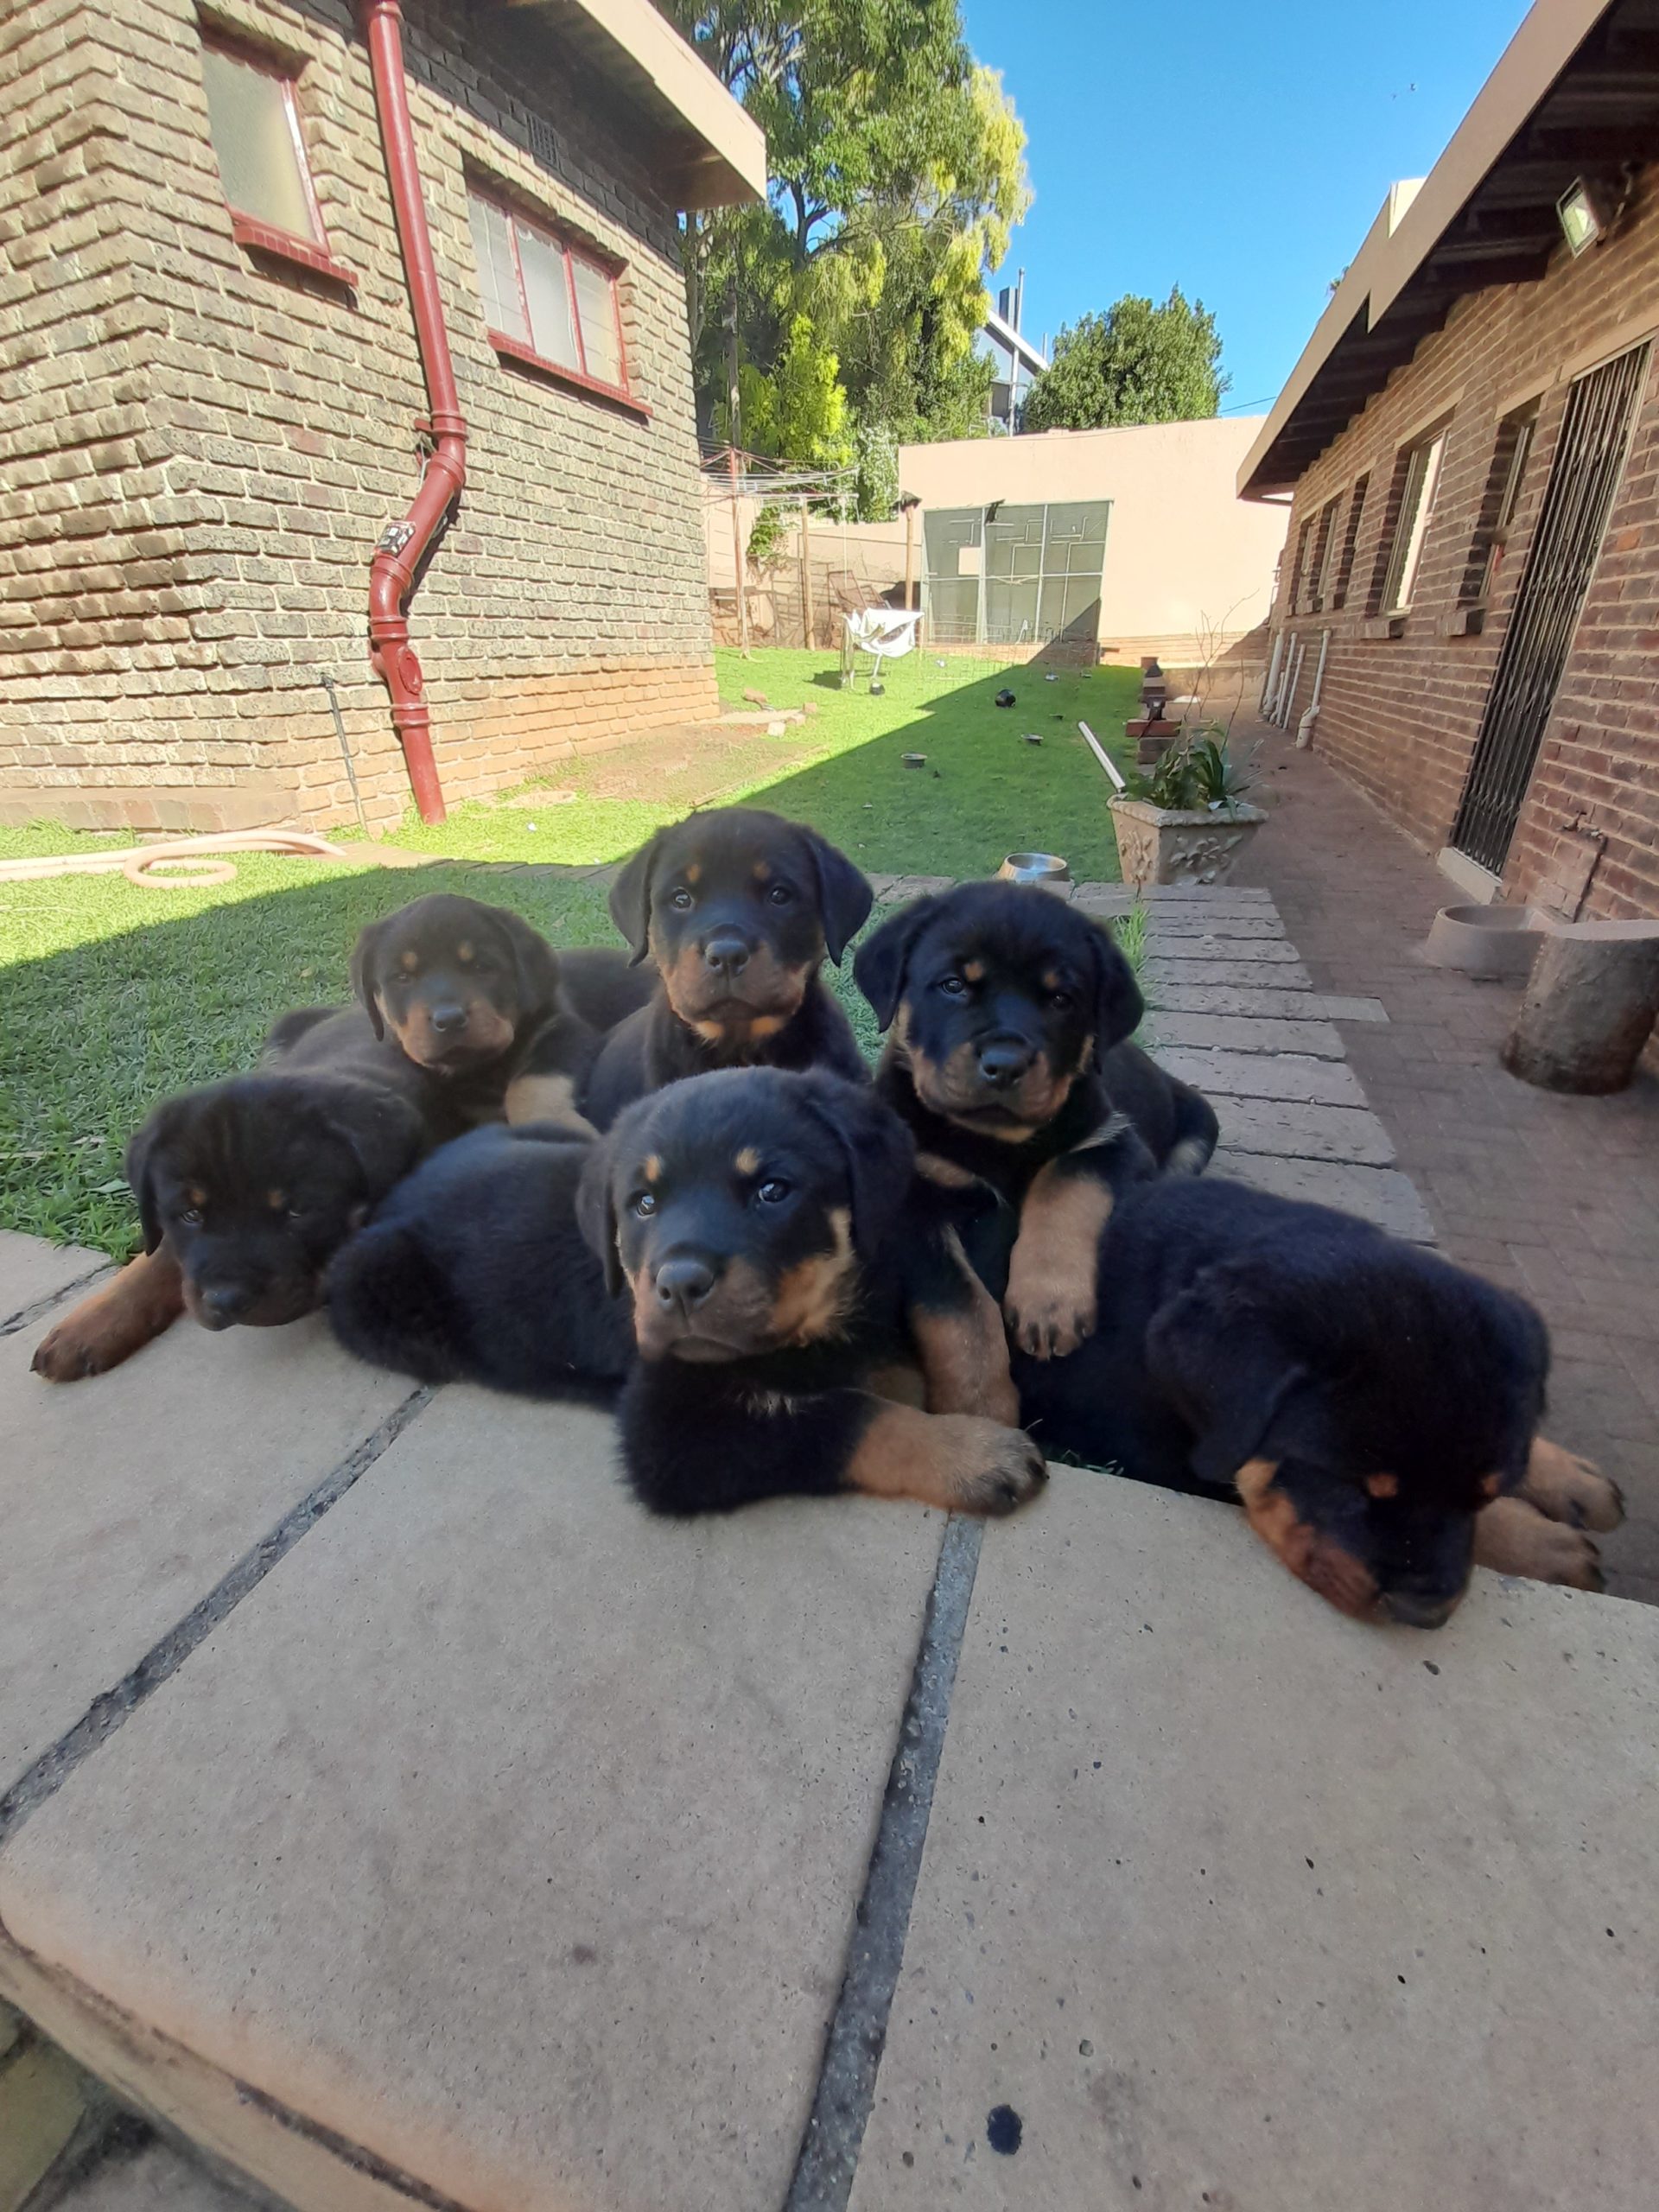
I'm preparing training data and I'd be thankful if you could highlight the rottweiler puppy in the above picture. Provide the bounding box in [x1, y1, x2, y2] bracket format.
[561, 809, 874, 1129]
[335, 891, 650, 1134]
[327, 1122, 634, 1395]
[854, 880, 1218, 1380]
[576, 1068, 1048, 1516]
[32, 1074, 428, 1380]
[1002, 1175, 1623, 1627]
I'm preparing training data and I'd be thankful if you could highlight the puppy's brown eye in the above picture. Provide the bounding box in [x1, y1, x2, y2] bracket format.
[755, 1179, 790, 1205]
[767, 883, 793, 906]
[937, 975, 968, 998]
[1050, 989, 1073, 1010]
[669, 887, 694, 912]
[631, 1191, 658, 1217]
[177, 1205, 204, 1227]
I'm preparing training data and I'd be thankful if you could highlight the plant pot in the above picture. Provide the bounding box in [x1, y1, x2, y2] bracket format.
[1109, 796, 1267, 888]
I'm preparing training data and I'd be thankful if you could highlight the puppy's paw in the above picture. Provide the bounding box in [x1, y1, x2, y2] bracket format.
[32, 1313, 113, 1382]
[1522, 1439, 1624, 1532]
[1474, 1496, 1605, 1591]
[943, 1418, 1049, 1516]
[1003, 1287, 1096, 1362]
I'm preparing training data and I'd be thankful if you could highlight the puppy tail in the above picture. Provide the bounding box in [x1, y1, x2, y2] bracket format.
[327, 1222, 462, 1384]
[1164, 1082, 1220, 1177]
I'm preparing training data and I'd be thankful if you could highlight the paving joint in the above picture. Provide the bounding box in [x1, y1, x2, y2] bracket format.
[0, 1387, 434, 1847]
[0, 1265, 117, 1340]
[784, 1515, 984, 2212]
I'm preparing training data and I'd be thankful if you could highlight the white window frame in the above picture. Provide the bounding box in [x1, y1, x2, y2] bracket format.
[467, 183, 636, 409]
[1380, 429, 1447, 615]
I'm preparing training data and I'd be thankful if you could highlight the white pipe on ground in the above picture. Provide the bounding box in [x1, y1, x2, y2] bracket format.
[1261, 630, 1284, 717]
[1297, 627, 1331, 749]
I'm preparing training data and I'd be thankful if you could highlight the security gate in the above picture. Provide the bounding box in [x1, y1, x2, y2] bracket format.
[1451, 342, 1650, 875]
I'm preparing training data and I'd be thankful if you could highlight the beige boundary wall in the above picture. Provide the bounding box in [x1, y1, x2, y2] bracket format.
[704, 416, 1287, 671]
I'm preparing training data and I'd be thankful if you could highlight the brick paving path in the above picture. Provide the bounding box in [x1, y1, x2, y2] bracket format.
[1229, 721, 1659, 1604]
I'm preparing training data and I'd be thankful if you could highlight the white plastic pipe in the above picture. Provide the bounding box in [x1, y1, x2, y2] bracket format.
[1261, 629, 1284, 717]
[1077, 721, 1127, 791]
[1296, 628, 1331, 749]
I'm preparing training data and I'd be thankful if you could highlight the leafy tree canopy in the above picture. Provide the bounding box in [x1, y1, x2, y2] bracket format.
[1021, 289, 1228, 434]
[660, 1, 1029, 502]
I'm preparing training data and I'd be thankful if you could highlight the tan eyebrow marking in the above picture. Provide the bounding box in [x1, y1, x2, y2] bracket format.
[963, 958, 985, 982]
[399, 949, 419, 972]
[684, 862, 702, 886]
[1041, 968, 1060, 992]
[1365, 1472, 1400, 1499]
[643, 1154, 662, 1185]
[456, 940, 474, 962]
[753, 861, 772, 882]
[187, 1185, 207, 1208]
[735, 1147, 760, 1175]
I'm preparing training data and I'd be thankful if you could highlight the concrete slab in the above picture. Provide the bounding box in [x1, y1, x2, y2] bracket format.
[0, 1393, 947, 2212]
[1143, 916, 1288, 941]
[1214, 1096, 1396, 1166]
[0, 1234, 111, 1332]
[852, 1471, 1659, 2212]
[1156, 1047, 1367, 1106]
[1147, 982, 1387, 1022]
[54, 2140, 265, 2211]
[1216, 1151, 1438, 1241]
[0, 1298, 416, 1789]
[1146, 1012, 1348, 1059]
[1142, 957, 1315, 992]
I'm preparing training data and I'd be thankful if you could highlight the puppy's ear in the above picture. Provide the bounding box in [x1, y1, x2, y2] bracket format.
[851, 895, 940, 1031]
[124, 1096, 189, 1255]
[1145, 1262, 1312, 1491]
[349, 916, 390, 1039]
[490, 906, 563, 1020]
[800, 826, 874, 965]
[1090, 919, 1146, 1054]
[799, 1077, 916, 1259]
[575, 1133, 625, 1297]
[317, 1085, 429, 1203]
[607, 830, 665, 966]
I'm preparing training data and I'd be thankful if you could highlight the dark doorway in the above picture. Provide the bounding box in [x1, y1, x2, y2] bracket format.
[1451, 342, 1650, 876]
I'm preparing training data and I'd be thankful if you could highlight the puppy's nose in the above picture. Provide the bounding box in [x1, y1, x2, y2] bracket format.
[429, 1002, 468, 1034]
[654, 1255, 717, 1315]
[198, 1282, 255, 1329]
[977, 1039, 1035, 1089]
[702, 932, 750, 978]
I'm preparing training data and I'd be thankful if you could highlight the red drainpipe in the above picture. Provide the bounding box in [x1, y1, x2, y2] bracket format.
[360, 0, 464, 824]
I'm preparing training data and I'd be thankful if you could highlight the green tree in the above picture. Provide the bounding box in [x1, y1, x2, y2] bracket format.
[1021, 289, 1228, 433]
[658, 3, 1027, 463]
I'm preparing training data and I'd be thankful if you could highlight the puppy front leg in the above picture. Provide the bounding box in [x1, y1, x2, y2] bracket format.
[902, 1216, 1020, 1426]
[1003, 1140, 1141, 1361]
[844, 1396, 1047, 1516]
[33, 1243, 186, 1382]
[504, 1010, 601, 1136]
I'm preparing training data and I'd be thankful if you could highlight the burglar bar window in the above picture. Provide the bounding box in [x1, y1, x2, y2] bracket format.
[1331, 473, 1369, 610]
[1287, 513, 1313, 614]
[1463, 407, 1537, 604]
[467, 186, 632, 400]
[200, 36, 324, 249]
[1377, 427, 1448, 615]
[1308, 495, 1340, 611]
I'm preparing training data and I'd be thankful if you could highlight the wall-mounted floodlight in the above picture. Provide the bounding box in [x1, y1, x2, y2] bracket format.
[1558, 176, 1613, 257]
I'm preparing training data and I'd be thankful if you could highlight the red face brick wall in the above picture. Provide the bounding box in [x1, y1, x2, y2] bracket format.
[0, 0, 719, 830]
[1268, 169, 1659, 923]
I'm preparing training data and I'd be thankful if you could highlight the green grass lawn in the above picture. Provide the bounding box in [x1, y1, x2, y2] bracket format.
[0, 649, 1139, 1255]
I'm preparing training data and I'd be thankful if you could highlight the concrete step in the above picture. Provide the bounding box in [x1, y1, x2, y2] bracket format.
[1147, 1011, 1349, 1059]
[1148, 982, 1388, 1022]
[851, 1470, 1659, 2211]
[1215, 1096, 1396, 1166]
[1156, 1046, 1368, 1105]
[1143, 957, 1316, 993]
[1217, 1149, 1437, 1241]
[0, 1393, 944, 2212]
[1142, 934, 1306, 963]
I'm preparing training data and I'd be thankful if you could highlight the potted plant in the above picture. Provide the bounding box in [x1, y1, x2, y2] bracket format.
[1109, 726, 1267, 888]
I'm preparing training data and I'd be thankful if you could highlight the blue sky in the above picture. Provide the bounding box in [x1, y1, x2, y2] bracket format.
[962, 0, 1532, 416]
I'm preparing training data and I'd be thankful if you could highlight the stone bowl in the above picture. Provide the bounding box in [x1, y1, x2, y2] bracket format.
[1421, 904, 1547, 979]
[998, 852, 1071, 887]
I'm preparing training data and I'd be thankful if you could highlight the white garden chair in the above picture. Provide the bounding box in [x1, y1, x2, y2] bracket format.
[840, 606, 922, 693]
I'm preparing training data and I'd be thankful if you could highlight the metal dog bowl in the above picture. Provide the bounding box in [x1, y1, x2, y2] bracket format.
[998, 851, 1071, 887]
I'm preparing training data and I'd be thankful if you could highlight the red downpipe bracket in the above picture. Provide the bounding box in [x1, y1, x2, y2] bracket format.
[360, 0, 465, 824]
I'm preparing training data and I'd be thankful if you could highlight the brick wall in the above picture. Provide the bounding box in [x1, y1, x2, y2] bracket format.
[0, 0, 719, 830]
[1268, 168, 1659, 923]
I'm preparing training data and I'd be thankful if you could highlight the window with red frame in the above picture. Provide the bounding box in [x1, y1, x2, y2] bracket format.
[467, 187, 630, 398]
[199, 35, 339, 273]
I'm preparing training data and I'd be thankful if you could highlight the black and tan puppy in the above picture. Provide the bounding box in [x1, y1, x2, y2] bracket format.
[337, 891, 649, 1133]
[33, 1075, 427, 1380]
[566, 809, 874, 1129]
[1003, 1176, 1623, 1627]
[581, 1069, 1047, 1516]
[855, 880, 1218, 1363]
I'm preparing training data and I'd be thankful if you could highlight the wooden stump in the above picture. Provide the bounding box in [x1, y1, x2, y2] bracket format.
[1502, 925, 1659, 1094]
